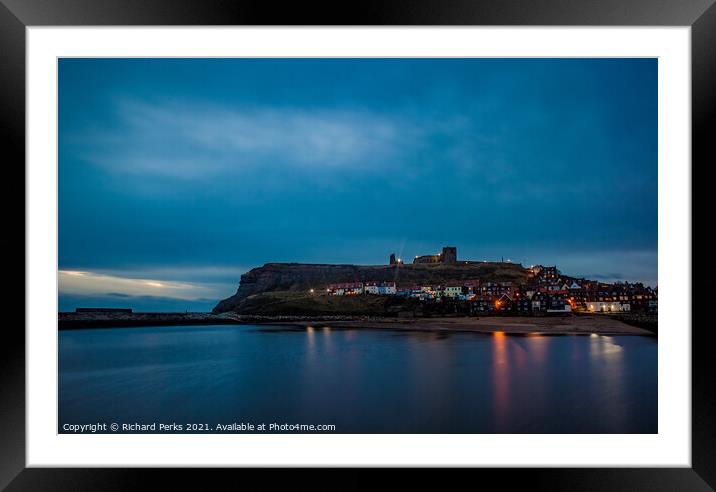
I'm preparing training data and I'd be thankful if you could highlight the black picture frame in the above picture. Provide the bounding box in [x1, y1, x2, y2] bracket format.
[1, 0, 711, 488]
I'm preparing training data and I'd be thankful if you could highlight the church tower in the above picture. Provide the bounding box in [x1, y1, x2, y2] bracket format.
[441, 246, 457, 264]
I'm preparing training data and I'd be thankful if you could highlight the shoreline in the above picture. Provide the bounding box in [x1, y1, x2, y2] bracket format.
[58, 312, 655, 336]
[269, 316, 655, 336]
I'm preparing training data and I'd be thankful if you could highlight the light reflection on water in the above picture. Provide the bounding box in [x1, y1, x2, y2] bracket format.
[492, 332, 510, 431]
[59, 325, 657, 433]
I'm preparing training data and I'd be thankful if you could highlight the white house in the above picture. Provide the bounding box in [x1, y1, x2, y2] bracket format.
[364, 282, 380, 295]
[327, 282, 364, 296]
[378, 282, 397, 295]
[444, 286, 463, 298]
[363, 282, 396, 295]
[586, 301, 630, 312]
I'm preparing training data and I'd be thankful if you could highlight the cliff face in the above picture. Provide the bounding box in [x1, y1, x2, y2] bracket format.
[213, 262, 529, 314]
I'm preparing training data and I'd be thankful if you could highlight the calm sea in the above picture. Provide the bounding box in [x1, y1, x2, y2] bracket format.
[58, 324, 657, 433]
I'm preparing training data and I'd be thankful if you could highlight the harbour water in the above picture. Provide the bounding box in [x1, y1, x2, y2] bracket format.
[59, 324, 657, 433]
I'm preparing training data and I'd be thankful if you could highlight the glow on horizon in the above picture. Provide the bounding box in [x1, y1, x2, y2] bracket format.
[58, 269, 220, 301]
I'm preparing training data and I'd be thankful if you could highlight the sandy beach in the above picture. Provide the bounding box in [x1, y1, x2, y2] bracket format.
[275, 315, 655, 336]
[58, 311, 655, 336]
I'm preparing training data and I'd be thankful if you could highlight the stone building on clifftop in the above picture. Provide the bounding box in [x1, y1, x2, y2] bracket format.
[412, 246, 458, 265]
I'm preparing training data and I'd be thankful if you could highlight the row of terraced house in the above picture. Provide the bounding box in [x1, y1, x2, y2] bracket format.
[325, 265, 657, 314]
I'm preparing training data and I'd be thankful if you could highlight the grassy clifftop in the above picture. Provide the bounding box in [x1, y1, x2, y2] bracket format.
[228, 291, 394, 316]
[213, 261, 529, 314]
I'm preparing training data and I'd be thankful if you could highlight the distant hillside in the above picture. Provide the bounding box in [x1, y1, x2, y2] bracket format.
[213, 262, 529, 314]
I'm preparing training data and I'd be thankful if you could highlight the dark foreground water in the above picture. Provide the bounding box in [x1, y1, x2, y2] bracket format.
[58, 325, 657, 433]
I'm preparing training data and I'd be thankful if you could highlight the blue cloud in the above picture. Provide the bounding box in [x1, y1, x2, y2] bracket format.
[59, 58, 657, 309]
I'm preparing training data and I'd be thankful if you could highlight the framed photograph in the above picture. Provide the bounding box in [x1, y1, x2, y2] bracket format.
[3, 0, 712, 488]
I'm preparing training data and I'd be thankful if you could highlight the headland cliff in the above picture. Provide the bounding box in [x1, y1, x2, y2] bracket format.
[213, 261, 529, 315]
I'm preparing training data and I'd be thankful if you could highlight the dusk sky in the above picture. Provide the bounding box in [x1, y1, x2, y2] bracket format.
[59, 58, 657, 311]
